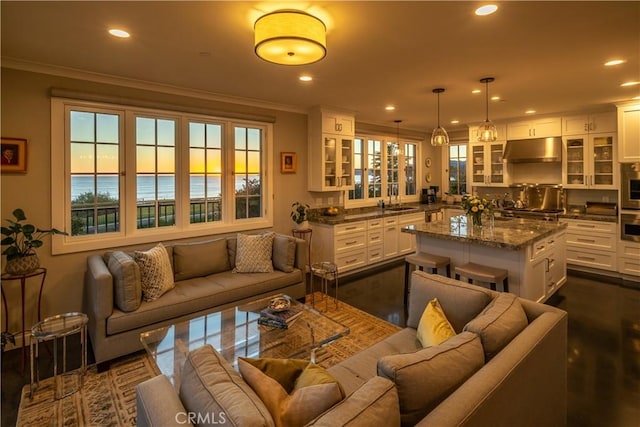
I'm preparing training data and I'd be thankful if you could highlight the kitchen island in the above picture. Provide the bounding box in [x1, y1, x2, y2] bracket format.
[402, 216, 568, 302]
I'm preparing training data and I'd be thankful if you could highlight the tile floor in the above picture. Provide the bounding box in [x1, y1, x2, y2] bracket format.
[2, 263, 639, 427]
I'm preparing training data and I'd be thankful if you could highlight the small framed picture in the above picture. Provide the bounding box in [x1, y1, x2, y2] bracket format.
[281, 152, 297, 174]
[1, 137, 27, 173]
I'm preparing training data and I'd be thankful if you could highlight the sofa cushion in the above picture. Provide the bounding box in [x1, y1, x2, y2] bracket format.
[173, 239, 230, 281]
[235, 233, 274, 273]
[134, 243, 174, 302]
[238, 357, 344, 427]
[416, 298, 455, 347]
[107, 251, 141, 312]
[180, 345, 275, 427]
[407, 271, 492, 332]
[463, 292, 528, 361]
[377, 331, 484, 427]
[273, 235, 296, 273]
[307, 377, 401, 427]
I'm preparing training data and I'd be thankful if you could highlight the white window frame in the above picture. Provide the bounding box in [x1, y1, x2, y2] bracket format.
[345, 132, 421, 208]
[51, 97, 273, 254]
[441, 141, 468, 196]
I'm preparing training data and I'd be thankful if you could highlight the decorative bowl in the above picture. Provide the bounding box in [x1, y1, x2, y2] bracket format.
[268, 297, 291, 312]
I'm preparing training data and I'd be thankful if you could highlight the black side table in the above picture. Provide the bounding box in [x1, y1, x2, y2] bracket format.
[1, 267, 47, 372]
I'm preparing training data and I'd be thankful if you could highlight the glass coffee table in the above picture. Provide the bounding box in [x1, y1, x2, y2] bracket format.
[140, 295, 349, 389]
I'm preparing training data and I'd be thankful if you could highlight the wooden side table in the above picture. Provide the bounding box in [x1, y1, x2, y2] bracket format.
[292, 228, 313, 296]
[1, 267, 47, 372]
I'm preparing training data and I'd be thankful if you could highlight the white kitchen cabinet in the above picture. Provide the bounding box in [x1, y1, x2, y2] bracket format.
[311, 221, 367, 273]
[468, 142, 508, 187]
[524, 232, 566, 302]
[308, 108, 355, 191]
[382, 217, 399, 259]
[561, 219, 617, 272]
[367, 218, 384, 264]
[397, 213, 424, 254]
[617, 102, 640, 162]
[562, 112, 617, 136]
[618, 240, 640, 277]
[562, 133, 617, 189]
[507, 117, 561, 140]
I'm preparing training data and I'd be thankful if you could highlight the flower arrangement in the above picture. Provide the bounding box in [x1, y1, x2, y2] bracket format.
[460, 194, 493, 227]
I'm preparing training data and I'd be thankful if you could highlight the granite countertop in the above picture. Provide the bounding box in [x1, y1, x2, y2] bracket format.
[402, 216, 568, 250]
[310, 203, 443, 225]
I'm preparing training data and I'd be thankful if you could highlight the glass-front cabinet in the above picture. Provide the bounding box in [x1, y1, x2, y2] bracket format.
[563, 134, 616, 189]
[469, 142, 507, 187]
[319, 136, 354, 190]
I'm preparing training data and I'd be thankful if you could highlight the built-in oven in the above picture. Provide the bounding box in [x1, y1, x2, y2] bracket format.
[621, 163, 640, 210]
[621, 213, 640, 242]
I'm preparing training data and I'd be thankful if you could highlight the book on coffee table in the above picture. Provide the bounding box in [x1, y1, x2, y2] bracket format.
[259, 306, 303, 327]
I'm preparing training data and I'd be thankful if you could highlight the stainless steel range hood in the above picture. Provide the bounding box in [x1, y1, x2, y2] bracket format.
[503, 137, 562, 163]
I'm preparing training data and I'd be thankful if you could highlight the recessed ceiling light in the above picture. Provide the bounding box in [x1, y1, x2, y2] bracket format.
[450, 120, 460, 124]
[604, 59, 625, 66]
[385, 105, 396, 111]
[108, 28, 130, 38]
[299, 75, 313, 82]
[475, 4, 498, 16]
[621, 81, 640, 87]
[472, 89, 481, 94]
[525, 109, 536, 114]
[491, 96, 500, 101]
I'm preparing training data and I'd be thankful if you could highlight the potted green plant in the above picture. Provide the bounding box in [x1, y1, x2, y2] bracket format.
[290, 202, 311, 230]
[1, 208, 68, 275]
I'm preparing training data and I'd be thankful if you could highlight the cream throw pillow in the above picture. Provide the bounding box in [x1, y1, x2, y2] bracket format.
[416, 298, 456, 347]
[134, 243, 174, 301]
[234, 233, 274, 273]
[238, 357, 345, 427]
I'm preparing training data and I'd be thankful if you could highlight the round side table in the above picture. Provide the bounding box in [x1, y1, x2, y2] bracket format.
[30, 312, 88, 400]
[1, 267, 47, 372]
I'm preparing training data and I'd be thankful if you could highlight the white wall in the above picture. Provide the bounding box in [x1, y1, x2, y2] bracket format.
[0, 68, 311, 335]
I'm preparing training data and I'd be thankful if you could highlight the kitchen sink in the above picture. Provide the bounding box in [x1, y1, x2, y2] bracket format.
[385, 207, 419, 212]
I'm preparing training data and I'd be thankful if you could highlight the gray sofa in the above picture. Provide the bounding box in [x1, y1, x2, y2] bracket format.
[136, 270, 567, 426]
[84, 233, 307, 366]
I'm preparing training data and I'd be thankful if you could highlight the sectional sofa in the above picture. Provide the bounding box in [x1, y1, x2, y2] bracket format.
[84, 232, 307, 367]
[136, 270, 568, 426]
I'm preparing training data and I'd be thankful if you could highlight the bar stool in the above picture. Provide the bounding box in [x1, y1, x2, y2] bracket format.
[454, 262, 509, 292]
[404, 253, 451, 307]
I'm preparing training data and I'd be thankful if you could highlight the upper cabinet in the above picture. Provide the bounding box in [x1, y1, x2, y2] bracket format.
[507, 117, 561, 140]
[308, 107, 355, 191]
[563, 133, 617, 189]
[469, 142, 508, 187]
[617, 103, 640, 162]
[562, 112, 617, 136]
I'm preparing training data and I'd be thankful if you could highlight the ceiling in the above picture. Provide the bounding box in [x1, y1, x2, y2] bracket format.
[2, 1, 639, 133]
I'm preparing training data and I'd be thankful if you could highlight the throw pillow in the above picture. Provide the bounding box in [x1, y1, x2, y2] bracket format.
[107, 251, 142, 312]
[273, 235, 296, 273]
[463, 292, 528, 361]
[416, 298, 456, 347]
[234, 233, 275, 273]
[134, 243, 174, 301]
[173, 238, 230, 281]
[238, 357, 345, 427]
[377, 331, 484, 426]
[180, 345, 275, 427]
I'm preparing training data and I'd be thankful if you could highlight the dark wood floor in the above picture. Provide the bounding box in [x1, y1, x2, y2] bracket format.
[2, 263, 639, 426]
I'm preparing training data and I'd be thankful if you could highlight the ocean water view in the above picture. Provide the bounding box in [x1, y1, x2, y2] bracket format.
[71, 175, 224, 201]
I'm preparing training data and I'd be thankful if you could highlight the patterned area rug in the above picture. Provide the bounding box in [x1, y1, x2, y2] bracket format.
[17, 293, 401, 426]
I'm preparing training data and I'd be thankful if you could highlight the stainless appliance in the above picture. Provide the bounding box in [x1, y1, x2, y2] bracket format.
[621, 163, 640, 210]
[503, 137, 562, 163]
[500, 183, 565, 222]
[621, 213, 640, 242]
[420, 186, 439, 204]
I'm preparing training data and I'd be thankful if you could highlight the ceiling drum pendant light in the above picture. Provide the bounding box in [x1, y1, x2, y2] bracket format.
[477, 77, 498, 142]
[254, 10, 327, 66]
[430, 88, 449, 146]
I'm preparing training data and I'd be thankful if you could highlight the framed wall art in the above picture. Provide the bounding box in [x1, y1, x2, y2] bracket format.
[1, 137, 27, 173]
[281, 152, 297, 174]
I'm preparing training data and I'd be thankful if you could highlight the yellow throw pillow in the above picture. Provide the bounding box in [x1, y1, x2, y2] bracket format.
[416, 298, 456, 347]
[238, 357, 344, 427]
